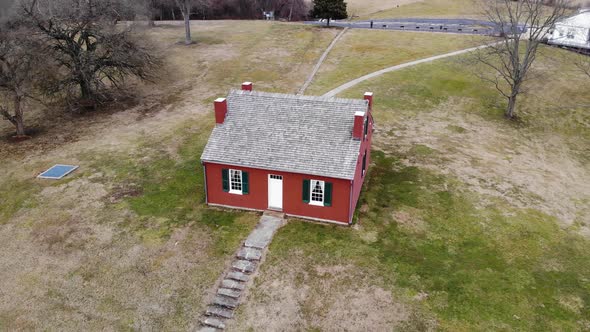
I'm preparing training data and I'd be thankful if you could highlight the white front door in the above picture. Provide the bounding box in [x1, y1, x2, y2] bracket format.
[268, 175, 283, 210]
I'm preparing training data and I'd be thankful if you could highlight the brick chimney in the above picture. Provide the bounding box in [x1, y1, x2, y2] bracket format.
[242, 82, 253, 91]
[364, 92, 374, 109]
[214, 98, 227, 124]
[352, 111, 365, 140]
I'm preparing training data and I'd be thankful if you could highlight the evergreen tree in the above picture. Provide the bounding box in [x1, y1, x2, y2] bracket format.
[310, 0, 347, 26]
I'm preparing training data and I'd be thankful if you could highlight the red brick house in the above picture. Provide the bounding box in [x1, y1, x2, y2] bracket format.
[200, 82, 374, 225]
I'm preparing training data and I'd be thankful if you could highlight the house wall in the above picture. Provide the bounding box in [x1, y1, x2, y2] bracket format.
[203, 162, 353, 223]
[350, 105, 374, 218]
[549, 12, 590, 49]
[550, 25, 590, 49]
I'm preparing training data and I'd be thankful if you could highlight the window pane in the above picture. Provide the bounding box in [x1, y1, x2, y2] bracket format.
[311, 180, 324, 203]
[230, 170, 242, 192]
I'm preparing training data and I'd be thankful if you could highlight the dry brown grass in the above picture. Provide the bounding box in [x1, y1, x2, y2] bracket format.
[0, 21, 337, 331]
[346, 0, 423, 17]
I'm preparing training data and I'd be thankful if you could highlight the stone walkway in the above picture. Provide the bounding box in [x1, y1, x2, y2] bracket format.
[197, 211, 285, 331]
[322, 42, 502, 98]
[297, 27, 349, 95]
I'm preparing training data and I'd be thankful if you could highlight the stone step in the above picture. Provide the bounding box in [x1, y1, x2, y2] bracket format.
[244, 215, 283, 249]
[221, 279, 246, 291]
[197, 327, 218, 332]
[232, 259, 257, 273]
[263, 210, 285, 219]
[213, 295, 239, 309]
[202, 317, 226, 330]
[206, 306, 234, 319]
[218, 287, 241, 299]
[226, 271, 249, 282]
[237, 247, 262, 261]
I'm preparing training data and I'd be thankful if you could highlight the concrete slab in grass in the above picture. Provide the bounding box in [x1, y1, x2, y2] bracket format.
[237, 247, 262, 261]
[218, 288, 241, 299]
[206, 306, 234, 319]
[221, 279, 245, 291]
[226, 271, 249, 282]
[202, 317, 226, 329]
[213, 295, 239, 309]
[232, 259, 257, 273]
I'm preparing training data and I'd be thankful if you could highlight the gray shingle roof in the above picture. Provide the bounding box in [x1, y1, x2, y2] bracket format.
[201, 90, 369, 180]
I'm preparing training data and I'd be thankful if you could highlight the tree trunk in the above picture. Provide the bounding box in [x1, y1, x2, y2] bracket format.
[184, 15, 191, 44]
[506, 94, 517, 119]
[183, 2, 191, 45]
[80, 80, 92, 99]
[13, 95, 26, 137]
[172, 8, 175, 21]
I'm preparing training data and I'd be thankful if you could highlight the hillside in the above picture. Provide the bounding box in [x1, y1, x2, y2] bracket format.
[0, 5, 589, 331]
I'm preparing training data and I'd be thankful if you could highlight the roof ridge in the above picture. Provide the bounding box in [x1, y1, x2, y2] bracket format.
[228, 89, 369, 106]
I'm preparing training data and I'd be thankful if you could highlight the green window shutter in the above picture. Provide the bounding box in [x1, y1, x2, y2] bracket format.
[242, 172, 249, 194]
[302, 179, 310, 203]
[222, 169, 229, 192]
[324, 182, 333, 207]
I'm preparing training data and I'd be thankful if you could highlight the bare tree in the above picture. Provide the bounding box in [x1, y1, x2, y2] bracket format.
[575, 54, 590, 78]
[175, 0, 192, 44]
[22, 0, 159, 103]
[473, 0, 569, 119]
[120, 0, 159, 26]
[0, 26, 46, 137]
[144, 0, 157, 26]
[273, 0, 308, 21]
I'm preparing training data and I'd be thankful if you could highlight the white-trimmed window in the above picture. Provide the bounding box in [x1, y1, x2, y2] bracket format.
[310, 180, 325, 206]
[230, 169, 243, 194]
[303, 179, 332, 207]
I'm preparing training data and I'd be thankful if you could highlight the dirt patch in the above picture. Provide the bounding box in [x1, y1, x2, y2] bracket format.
[378, 98, 590, 235]
[233, 257, 411, 331]
[108, 183, 144, 203]
[0, 205, 218, 330]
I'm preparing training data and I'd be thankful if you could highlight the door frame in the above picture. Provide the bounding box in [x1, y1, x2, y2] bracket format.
[267, 174, 283, 211]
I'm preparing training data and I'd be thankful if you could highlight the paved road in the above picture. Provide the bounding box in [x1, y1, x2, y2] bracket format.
[322, 42, 501, 98]
[305, 18, 525, 36]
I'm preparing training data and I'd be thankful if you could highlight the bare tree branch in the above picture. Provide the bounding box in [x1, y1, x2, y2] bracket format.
[0, 22, 48, 137]
[20, 0, 160, 106]
[575, 54, 590, 78]
[472, 0, 570, 119]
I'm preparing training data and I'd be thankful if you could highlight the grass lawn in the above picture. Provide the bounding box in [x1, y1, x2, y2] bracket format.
[362, 0, 483, 20]
[345, 0, 422, 18]
[1, 17, 588, 330]
[233, 46, 590, 330]
[305, 29, 490, 95]
[351, 0, 590, 20]
[0, 21, 337, 330]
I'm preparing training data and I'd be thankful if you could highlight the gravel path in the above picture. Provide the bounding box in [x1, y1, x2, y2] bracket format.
[297, 28, 349, 95]
[322, 42, 500, 98]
